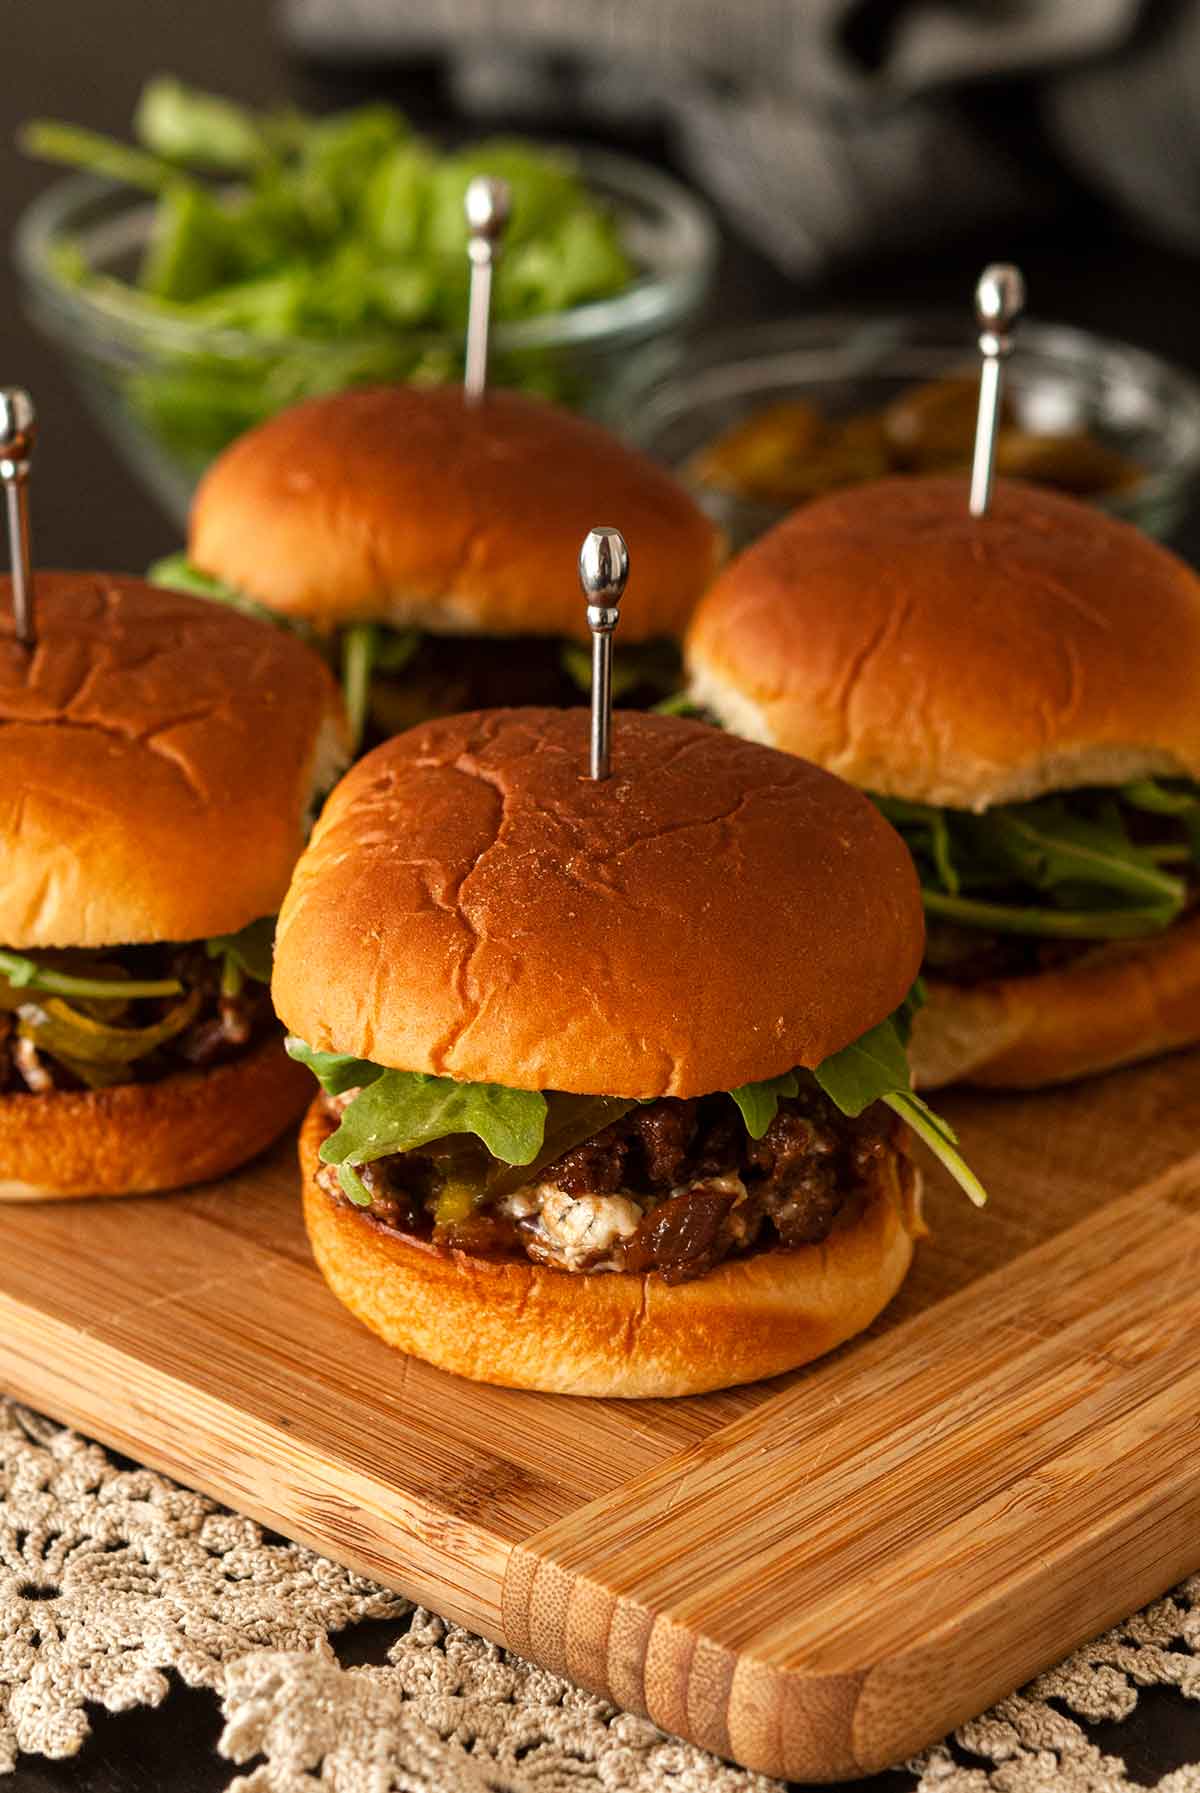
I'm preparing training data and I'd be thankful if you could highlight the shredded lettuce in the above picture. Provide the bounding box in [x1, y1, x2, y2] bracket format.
[876, 781, 1200, 941]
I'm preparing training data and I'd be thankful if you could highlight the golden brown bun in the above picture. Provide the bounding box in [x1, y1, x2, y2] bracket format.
[911, 909, 1200, 1089]
[686, 476, 1200, 808]
[299, 1100, 919, 1396]
[189, 385, 723, 644]
[0, 573, 346, 948]
[273, 709, 924, 1097]
[0, 1034, 309, 1201]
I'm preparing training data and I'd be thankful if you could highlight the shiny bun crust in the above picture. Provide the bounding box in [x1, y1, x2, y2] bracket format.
[189, 385, 723, 643]
[686, 476, 1200, 808]
[0, 573, 345, 948]
[910, 910, 1200, 1089]
[300, 1101, 918, 1396]
[273, 709, 924, 1097]
[0, 1035, 310, 1201]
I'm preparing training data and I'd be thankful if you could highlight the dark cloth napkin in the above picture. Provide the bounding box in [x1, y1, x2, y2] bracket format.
[281, 0, 1200, 275]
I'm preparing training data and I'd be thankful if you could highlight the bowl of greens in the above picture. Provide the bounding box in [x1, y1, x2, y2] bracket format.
[16, 80, 717, 521]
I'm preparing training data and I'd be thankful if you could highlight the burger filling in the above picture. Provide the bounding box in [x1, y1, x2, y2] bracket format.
[317, 1086, 910, 1282]
[148, 555, 681, 750]
[288, 985, 986, 1282]
[875, 779, 1200, 985]
[0, 919, 277, 1094]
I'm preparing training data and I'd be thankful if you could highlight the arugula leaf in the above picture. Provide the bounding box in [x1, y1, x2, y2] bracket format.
[285, 1036, 384, 1097]
[883, 1093, 987, 1209]
[652, 692, 705, 718]
[338, 623, 423, 749]
[983, 802, 1183, 908]
[812, 1017, 912, 1118]
[340, 623, 375, 753]
[19, 119, 182, 193]
[922, 889, 1178, 940]
[728, 1071, 799, 1139]
[318, 1071, 548, 1196]
[205, 917, 275, 997]
[1122, 777, 1200, 859]
[877, 782, 1200, 942]
[561, 639, 683, 705]
[21, 85, 636, 473]
[813, 1008, 986, 1207]
[874, 796, 960, 895]
[0, 949, 182, 1001]
[135, 76, 273, 174]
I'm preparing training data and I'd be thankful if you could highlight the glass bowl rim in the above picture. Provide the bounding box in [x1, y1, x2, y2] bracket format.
[14, 145, 719, 360]
[614, 311, 1200, 515]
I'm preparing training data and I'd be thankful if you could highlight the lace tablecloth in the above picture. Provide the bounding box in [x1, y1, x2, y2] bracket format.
[2, 1398, 1198, 1792]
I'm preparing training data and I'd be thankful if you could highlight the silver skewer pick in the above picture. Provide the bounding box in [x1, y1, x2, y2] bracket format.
[463, 175, 512, 405]
[969, 263, 1025, 518]
[0, 389, 36, 648]
[580, 527, 629, 782]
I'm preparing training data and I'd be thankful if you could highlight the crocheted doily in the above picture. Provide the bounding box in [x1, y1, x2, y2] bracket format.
[2, 1398, 1199, 1791]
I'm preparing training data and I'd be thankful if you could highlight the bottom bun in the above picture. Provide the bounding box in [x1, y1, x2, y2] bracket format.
[299, 1100, 920, 1398]
[0, 1034, 311, 1201]
[910, 910, 1200, 1090]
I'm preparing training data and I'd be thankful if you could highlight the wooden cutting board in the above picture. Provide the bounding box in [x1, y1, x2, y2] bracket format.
[1, 1051, 1199, 1781]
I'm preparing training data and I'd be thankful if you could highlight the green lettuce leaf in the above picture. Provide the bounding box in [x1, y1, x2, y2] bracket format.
[289, 978, 985, 1213]
[561, 639, 682, 705]
[205, 917, 275, 995]
[318, 1069, 548, 1202]
[0, 948, 182, 1002]
[339, 622, 423, 751]
[286, 1036, 383, 1097]
[728, 1071, 799, 1139]
[813, 1011, 986, 1207]
[876, 783, 1200, 942]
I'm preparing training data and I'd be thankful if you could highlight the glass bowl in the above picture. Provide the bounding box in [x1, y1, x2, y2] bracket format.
[16, 149, 717, 524]
[609, 315, 1200, 549]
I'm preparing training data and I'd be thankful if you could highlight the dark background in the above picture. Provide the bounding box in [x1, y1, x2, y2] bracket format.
[3, 0, 1200, 1785]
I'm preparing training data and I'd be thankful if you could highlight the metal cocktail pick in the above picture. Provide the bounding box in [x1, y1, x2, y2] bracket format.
[0, 389, 36, 647]
[579, 526, 629, 781]
[463, 175, 512, 405]
[968, 263, 1026, 518]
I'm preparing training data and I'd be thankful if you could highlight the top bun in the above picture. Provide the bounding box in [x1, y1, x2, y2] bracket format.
[0, 572, 345, 949]
[273, 708, 923, 1098]
[686, 475, 1200, 810]
[189, 386, 723, 644]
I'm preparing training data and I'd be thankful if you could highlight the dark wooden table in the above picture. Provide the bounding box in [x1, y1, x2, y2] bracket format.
[3, 0, 1200, 1786]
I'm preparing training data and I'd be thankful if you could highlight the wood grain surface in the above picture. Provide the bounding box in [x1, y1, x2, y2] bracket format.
[0, 1050, 1197, 1778]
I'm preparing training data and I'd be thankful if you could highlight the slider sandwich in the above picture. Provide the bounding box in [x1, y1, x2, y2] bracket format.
[153, 385, 722, 746]
[685, 475, 1200, 1089]
[0, 572, 345, 1198]
[274, 708, 983, 1397]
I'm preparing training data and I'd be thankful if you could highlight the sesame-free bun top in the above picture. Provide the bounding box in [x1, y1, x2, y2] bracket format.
[686, 475, 1200, 810]
[0, 572, 345, 949]
[188, 385, 723, 643]
[273, 708, 923, 1098]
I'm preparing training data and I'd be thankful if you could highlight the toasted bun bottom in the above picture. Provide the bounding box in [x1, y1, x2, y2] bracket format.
[0, 1035, 311, 1201]
[299, 1100, 919, 1397]
[910, 910, 1200, 1090]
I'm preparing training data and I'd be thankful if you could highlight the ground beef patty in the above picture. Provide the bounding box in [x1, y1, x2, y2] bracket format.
[321, 1085, 912, 1285]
